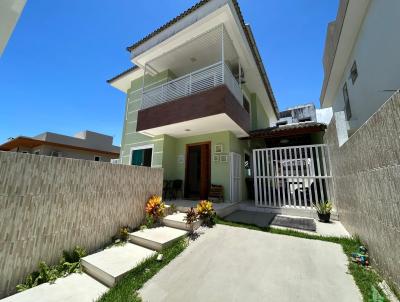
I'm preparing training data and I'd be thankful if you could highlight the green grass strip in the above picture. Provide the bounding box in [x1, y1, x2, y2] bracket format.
[97, 239, 188, 302]
[216, 217, 390, 302]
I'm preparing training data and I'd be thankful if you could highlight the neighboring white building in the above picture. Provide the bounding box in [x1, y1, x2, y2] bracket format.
[276, 103, 332, 126]
[0, 0, 26, 57]
[320, 0, 400, 137]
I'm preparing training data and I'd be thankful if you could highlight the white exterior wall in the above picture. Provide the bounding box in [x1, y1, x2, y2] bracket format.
[331, 0, 400, 130]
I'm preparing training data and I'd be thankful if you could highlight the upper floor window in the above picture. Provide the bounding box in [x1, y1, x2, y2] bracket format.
[243, 96, 250, 113]
[343, 82, 352, 120]
[94, 156, 100, 161]
[350, 61, 358, 84]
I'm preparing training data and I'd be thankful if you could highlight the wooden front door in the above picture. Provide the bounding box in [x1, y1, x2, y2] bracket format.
[184, 142, 211, 199]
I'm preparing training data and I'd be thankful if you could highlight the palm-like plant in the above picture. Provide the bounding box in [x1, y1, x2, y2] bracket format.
[313, 200, 333, 214]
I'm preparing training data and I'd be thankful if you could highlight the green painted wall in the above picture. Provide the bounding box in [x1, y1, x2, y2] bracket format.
[250, 93, 270, 130]
[120, 70, 174, 166]
[163, 131, 231, 197]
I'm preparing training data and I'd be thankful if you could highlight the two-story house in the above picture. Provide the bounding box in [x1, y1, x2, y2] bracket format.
[108, 0, 279, 202]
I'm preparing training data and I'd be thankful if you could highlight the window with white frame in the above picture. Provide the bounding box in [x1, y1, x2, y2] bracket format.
[130, 145, 153, 167]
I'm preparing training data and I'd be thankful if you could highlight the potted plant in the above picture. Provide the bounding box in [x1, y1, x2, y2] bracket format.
[314, 201, 333, 222]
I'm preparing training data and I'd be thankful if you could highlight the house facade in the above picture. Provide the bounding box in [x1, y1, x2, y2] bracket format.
[0, 0, 26, 56]
[108, 0, 278, 202]
[0, 130, 120, 162]
[320, 0, 400, 140]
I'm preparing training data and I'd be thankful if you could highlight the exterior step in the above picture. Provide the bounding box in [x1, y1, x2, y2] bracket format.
[1, 273, 108, 302]
[129, 226, 187, 251]
[81, 243, 155, 287]
[163, 213, 202, 231]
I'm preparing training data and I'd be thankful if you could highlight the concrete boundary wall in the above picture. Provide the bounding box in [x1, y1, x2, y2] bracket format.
[324, 91, 400, 289]
[0, 152, 162, 298]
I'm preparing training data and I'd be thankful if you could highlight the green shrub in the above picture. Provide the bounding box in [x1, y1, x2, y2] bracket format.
[16, 246, 87, 292]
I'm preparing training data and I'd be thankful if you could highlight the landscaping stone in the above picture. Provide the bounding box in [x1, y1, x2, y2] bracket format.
[1, 273, 108, 302]
[129, 226, 187, 251]
[163, 213, 202, 231]
[81, 243, 156, 287]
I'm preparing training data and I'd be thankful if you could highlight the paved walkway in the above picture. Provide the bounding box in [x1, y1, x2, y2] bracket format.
[140, 224, 361, 302]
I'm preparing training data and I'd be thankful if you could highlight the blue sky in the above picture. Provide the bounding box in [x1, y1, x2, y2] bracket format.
[0, 0, 338, 146]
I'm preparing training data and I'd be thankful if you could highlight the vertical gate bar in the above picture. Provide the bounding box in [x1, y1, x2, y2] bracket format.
[319, 146, 326, 202]
[280, 148, 286, 207]
[311, 146, 318, 205]
[315, 146, 325, 202]
[252, 150, 257, 205]
[257, 150, 262, 206]
[294, 147, 300, 207]
[302, 147, 307, 208]
[271, 149, 276, 207]
[264, 149, 270, 207]
[254, 150, 260, 205]
[298, 146, 304, 208]
[275, 148, 280, 207]
[302, 146, 308, 208]
[305, 147, 313, 208]
[267, 150, 272, 207]
[277, 148, 282, 207]
[285, 148, 291, 207]
[261, 150, 267, 207]
[321, 144, 328, 202]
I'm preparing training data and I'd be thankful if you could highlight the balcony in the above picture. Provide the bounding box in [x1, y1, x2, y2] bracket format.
[135, 24, 250, 138]
[141, 61, 243, 110]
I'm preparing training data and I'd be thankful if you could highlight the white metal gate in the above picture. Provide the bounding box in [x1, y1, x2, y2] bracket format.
[230, 152, 241, 203]
[253, 144, 332, 208]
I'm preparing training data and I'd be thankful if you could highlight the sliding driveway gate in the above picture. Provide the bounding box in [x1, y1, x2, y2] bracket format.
[253, 144, 332, 208]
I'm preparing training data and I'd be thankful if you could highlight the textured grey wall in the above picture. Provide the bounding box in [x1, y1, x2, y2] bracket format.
[324, 92, 400, 290]
[0, 151, 162, 298]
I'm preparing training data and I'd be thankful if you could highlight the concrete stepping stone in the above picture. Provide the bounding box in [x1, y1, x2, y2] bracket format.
[81, 243, 155, 287]
[129, 226, 187, 251]
[163, 212, 202, 231]
[1, 272, 108, 302]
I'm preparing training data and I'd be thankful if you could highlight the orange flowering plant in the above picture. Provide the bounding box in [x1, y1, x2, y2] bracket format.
[145, 195, 165, 223]
[196, 200, 216, 226]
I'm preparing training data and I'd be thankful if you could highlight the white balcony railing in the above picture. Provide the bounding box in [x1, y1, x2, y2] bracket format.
[141, 61, 243, 110]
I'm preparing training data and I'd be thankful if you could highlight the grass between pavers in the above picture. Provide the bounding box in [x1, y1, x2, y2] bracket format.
[216, 217, 391, 302]
[97, 239, 188, 302]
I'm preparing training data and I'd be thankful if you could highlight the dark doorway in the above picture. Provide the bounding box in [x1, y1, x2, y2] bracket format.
[184, 142, 210, 199]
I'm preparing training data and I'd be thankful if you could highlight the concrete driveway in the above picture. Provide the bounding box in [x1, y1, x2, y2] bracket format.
[139, 224, 362, 302]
